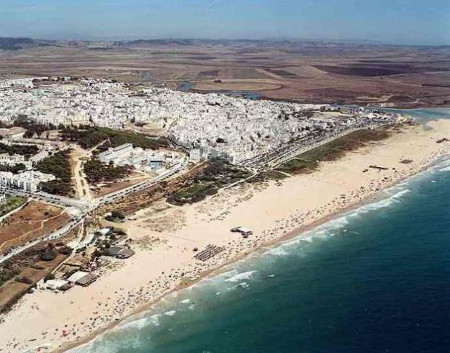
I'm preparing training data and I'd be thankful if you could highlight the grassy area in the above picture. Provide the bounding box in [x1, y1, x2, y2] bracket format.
[0, 196, 26, 217]
[60, 126, 170, 150]
[168, 158, 252, 205]
[274, 128, 390, 175]
[35, 150, 73, 196]
[248, 170, 288, 183]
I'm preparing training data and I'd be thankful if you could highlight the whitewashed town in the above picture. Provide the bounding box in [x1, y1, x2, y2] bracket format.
[0, 77, 404, 163]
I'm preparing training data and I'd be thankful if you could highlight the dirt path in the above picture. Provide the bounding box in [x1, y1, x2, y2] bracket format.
[71, 147, 93, 201]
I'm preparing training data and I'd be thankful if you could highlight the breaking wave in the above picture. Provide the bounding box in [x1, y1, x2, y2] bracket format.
[224, 270, 257, 283]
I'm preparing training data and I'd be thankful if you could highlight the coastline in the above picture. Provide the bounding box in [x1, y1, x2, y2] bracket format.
[61, 151, 450, 353]
[0, 119, 449, 353]
[60, 120, 450, 353]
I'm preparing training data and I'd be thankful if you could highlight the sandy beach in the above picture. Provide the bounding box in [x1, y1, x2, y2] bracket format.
[0, 119, 449, 353]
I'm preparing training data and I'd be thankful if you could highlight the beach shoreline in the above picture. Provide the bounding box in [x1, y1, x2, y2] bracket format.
[59, 151, 449, 353]
[0, 119, 448, 353]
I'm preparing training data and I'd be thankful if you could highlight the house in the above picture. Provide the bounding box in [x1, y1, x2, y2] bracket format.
[46, 279, 70, 291]
[67, 271, 97, 287]
[106, 246, 135, 259]
[98, 228, 111, 236]
[0, 127, 26, 140]
[76, 273, 97, 287]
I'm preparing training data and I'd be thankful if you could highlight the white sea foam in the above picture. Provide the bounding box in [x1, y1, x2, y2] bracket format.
[164, 310, 176, 316]
[180, 299, 190, 304]
[352, 189, 411, 215]
[267, 247, 288, 256]
[119, 313, 161, 330]
[120, 317, 150, 330]
[148, 314, 161, 326]
[237, 282, 250, 289]
[440, 166, 450, 172]
[224, 270, 256, 283]
[261, 187, 413, 259]
[216, 269, 239, 281]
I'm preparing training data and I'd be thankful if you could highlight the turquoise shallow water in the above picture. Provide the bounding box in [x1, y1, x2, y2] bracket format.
[70, 111, 450, 353]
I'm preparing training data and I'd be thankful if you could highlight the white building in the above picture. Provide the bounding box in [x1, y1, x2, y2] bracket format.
[98, 143, 183, 172]
[98, 143, 134, 164]
[29, 150, 49, 163]
[0, 154, 33, 170]
[0, 170, 55, 192]
[189, 148, 201, 162]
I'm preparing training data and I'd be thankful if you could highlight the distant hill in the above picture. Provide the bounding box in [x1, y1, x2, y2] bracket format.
[118, 39, 196, 46]
[0, 37, 35, 50]
[0, 37, 56, 50]
[1, 37, 448, 52]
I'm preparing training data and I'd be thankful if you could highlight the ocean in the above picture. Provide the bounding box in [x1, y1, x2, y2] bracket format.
[70, 110, 450, 353]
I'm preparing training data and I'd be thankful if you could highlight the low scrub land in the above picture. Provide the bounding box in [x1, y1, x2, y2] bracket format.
[275, 128, 391, 175]
[84, 157, 132, 184]
[0, 196, 26, 217]
[94, 174, 148, 197]
[0, 242, 70, 313]
[35, 149, 73, 196]
[168, 158, 252, 205]
[60, 126, 170, 150]
[0, 201, 70, 254]
[95, 164, 207, 216]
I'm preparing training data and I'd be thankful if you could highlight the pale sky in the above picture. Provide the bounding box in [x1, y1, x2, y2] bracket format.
[0, 0, 449, 45]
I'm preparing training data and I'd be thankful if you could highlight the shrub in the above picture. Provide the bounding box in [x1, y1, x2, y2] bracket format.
[44, 273, 55, 282]
[40, 244, 57, 261]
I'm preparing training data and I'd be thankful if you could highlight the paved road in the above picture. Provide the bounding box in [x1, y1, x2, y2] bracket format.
[0, 187, 92, 211]
[241, 121, 394, 172]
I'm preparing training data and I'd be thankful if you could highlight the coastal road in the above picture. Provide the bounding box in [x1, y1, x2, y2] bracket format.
[241, 121, 394, 172]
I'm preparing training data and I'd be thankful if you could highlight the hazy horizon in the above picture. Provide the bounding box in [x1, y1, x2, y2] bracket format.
[1, 0, 449, 46]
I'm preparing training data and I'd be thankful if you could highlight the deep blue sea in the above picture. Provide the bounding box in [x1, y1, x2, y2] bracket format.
[71, 110, 450, 353]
